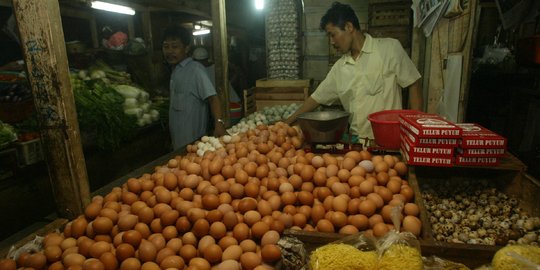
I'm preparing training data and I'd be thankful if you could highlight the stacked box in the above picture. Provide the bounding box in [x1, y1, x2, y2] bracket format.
[455, 123, 507, 166]
[399, 113, 460, 167]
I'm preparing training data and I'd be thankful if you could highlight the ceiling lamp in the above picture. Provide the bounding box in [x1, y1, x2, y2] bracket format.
[91, 1, 136, 15]
[255, 0, 264, 10]
[193, 28, 210, 36]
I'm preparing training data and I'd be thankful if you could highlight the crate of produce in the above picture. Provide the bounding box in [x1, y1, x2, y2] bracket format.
[16, 138, 43, 166]
[408, 154, 539, 268]
[244, 79, 312, 115]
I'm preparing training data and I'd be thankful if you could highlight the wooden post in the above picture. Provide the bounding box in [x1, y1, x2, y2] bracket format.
[12, 0, 91, 218]
[211, 0, 230, 123]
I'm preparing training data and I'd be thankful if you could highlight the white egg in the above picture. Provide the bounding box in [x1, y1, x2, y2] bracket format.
[358, 160, 374, 173]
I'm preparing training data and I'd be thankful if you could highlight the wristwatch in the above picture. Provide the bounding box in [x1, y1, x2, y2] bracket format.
[216, 118, 225, 125]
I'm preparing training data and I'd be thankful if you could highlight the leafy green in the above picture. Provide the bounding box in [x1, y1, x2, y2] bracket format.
[0, 121, 17, 146]
[72, 78, 137, 150]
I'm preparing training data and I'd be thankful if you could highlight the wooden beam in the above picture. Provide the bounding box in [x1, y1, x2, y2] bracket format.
[12, 0, 91, 219]
[458, 0, 479, 122]
[127, 15, 135, 39]
[141, 8, 153, 51]
[211, 0, 229, 123]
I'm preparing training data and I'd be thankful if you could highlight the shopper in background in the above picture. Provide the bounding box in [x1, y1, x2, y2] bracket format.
[286, 1, 423, 141]
[192, 46, 241, 103]
[162, 26, 226, 150]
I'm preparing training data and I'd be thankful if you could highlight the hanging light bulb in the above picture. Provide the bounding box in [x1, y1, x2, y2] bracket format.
[91, 1, 135, 15]
[255, 0, 264, 10]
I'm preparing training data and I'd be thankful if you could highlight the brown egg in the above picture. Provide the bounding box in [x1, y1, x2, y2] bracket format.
[99, 252, 117, 270]
[160, 255, 185, 269]
[83, 258, 105, 270]
[141, 262, 161, 270]
[116, 243, 135, 262]
[63, 253, 86, 268]
[251, 221, 270, 240]
[373, 222, 389, 237]
[44, 245, 63, 263]
[316, 219, 334, 233]
[0, 259, 16, 270]
[122, 230, 142, 248]
[331, 196, 348, 213]
[377, 187, 393, 203]
[386, 179, 402, 194]
[400, 186, 415, 202]
[233, 223, 250, 242]
[89, 241, 111, 259]
[26, 253, 47, 270]
[261, 244, 281, 263]
[210, 222, 227, 240]
[404, 203, 420, 216]
[394, 162, 408, 176]
[402, 215, 422, 236]
[148, 234, 166, 251]
[192, 219, 210, 238]
[339, 225, 359, 234]
[138, 240, 157, 262]
[218, 236, 238, 251]
[44, 233, 65, 248]
[330, 211, 348, 228]
[179, 245, 197, 262]
[189, 257, 211, 270]
[358, 199, 377, 217]
[358, 181, 374, 196]
[348, 214, 369, 230]
[203, 244, 222, 264]
[223, 211, 239, 230]
[240, 252, 261, 270]
[117, 214, 138, 231]
[222, 245, 243, 261]
[243, 210, 262, 226]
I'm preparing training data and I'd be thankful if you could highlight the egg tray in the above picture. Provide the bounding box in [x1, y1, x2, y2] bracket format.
[407, 159, 538, 268]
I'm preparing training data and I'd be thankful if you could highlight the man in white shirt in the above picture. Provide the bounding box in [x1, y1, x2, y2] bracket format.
[286, 2, 423, 140]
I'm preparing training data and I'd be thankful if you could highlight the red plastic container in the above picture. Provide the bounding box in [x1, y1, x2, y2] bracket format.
[368, 109, 420, 149]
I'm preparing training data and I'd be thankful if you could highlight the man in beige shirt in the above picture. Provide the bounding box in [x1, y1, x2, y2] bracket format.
[286, 2, 423, 140]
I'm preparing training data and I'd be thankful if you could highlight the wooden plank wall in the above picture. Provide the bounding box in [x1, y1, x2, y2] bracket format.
[423, 0, 478, 121]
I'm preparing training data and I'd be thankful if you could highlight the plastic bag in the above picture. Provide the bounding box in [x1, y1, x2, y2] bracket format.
[6, 235, 44, 260]
[491, 245, 540, 270]
[423, 255, 470, 270]
[377, 204, 423, 270]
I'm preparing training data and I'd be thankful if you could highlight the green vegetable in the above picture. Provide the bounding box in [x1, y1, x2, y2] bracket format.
[0, 121, 17, 146]
[72, 78, 137, 150]
[114, 84, 141, 99]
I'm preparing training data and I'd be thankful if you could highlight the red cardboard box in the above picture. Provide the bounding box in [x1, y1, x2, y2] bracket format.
[400, 126, 459, 147]
[456, 148, 506, 157]
[401, 144, 454, 167]
[456, 123, 507, 149]
[399, 113, 462, 138]
[401, 132, 454, 157]
[455, 155, 500, 166]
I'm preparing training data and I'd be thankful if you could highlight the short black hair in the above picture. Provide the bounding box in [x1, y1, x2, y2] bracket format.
[162, 26, 192, 47]
[320, 2, 360, 31]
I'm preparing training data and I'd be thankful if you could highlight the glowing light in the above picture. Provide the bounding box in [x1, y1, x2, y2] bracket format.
[193, 29, 210, 36]
[255, 0, 264, 10]
[91, 1, 135, 15]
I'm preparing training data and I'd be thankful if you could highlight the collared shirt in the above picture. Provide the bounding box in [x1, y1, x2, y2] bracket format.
[311, 34, 421, 139]
[169, 57, 217, 150]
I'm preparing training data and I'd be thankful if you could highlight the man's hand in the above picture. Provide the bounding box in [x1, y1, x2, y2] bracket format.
[213, 123, 226, 137]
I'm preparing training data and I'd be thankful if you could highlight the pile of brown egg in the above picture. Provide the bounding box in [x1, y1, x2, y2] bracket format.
[0, 122, 421, 270]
